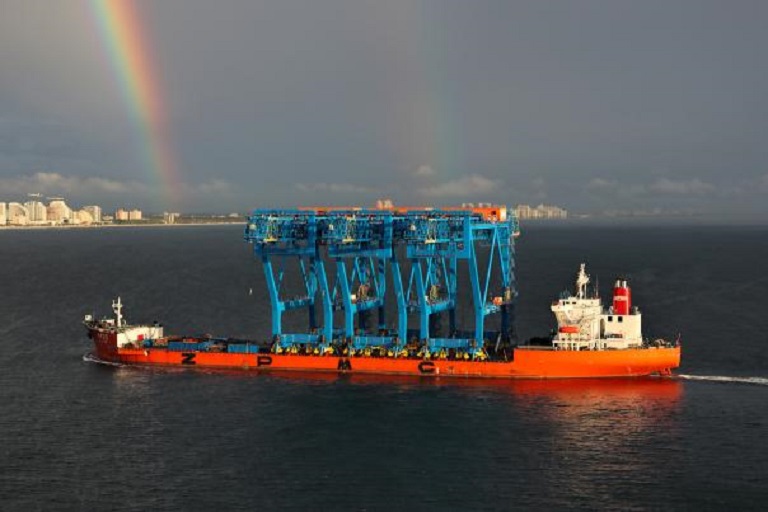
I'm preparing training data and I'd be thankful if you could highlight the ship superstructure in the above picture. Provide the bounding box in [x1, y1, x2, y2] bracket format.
[552, 265, 643, 351]
[84, 297, 165, 359]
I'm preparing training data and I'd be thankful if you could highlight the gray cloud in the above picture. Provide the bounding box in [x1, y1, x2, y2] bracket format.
[586, 178, 617, 191]
[0, 172, 147, 197]
[414, 165, 437, 177]
[584, 178, 647, 198]
[188, 179, 234, 195]
[295, 183, 374, 194]
[649, 178, 715, 195]
[420, 174, 497, 198]
[1, 1, 767, 220]
[0, 172, 240, 211]
[760, 174, 768, 193]
[600, 207, 703, 218]
[530, 177, 547, 200]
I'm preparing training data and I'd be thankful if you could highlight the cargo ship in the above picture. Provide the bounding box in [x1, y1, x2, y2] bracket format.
[84, 264, 680, 378]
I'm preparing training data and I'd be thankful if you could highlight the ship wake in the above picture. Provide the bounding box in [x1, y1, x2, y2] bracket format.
[82, 353, 123, 367]
[676, 374, 768, 387]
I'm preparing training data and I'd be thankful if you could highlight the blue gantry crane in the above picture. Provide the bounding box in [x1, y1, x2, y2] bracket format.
[324, 210, 399, 353]
[244, 210, 334, 353]
[244, 204, 518, 358]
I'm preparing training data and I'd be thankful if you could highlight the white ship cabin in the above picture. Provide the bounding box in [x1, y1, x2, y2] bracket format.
[552, 264, 643, 351]
[88, 297, 164, 348]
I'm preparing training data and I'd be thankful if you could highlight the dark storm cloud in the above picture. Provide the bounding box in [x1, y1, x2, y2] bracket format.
[0, 0, 766, 220]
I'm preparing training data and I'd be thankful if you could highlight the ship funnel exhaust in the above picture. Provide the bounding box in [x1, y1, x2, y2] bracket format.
[613, 279, 631, 315]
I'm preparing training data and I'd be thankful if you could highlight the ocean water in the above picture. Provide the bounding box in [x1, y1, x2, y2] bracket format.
[0, 224, 766, 511]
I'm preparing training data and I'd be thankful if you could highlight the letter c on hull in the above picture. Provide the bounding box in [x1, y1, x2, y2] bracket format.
[418, 361, 436, 374]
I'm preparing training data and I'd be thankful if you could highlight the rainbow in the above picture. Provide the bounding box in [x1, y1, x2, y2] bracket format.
[90, 0, 181, 207]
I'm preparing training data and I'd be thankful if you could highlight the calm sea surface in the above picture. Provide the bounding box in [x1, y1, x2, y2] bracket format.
[0, 224, 766, 511]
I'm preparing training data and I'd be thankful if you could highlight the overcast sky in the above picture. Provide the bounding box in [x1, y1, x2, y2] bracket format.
[1, 0, 767, 220]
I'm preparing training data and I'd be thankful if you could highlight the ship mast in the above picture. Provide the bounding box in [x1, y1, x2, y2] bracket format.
[576, 263, 589, 299]
[112, 297, 124, 328]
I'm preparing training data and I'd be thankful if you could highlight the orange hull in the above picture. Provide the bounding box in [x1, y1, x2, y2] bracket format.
[96, 345, 680, 379]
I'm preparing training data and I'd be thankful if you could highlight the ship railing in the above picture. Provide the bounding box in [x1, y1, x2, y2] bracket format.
[277, 333, 324, 346]
[427, 337, 474, 350]
[349, 336, 399, 350]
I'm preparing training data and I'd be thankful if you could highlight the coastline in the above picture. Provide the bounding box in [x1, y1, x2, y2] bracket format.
[0, 222, 244, 231]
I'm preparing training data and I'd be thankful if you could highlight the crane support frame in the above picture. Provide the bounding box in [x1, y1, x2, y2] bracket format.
[245, 205, 517, 356]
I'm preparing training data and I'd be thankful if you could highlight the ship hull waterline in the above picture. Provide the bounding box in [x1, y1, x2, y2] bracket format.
[90, 344, 681, 379]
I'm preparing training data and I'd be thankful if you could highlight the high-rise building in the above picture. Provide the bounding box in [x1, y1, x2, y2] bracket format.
[115, 208, 129, 221]
[74, 209, 94, 225]
[514, 204, 568, 220]
[163, 212, 179, 224]
[128, 209, 142, 221]
[0, 202, 6, 225]
[83, 206, 102, 223]
[47, 198, 72, 223]
[7, 202, 29, 225]
[514, 204, 535, 219]
[24, 200, 47, 223]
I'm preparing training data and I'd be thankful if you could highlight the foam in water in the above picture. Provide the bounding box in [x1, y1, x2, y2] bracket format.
[82, 353, 123, 367]
[677, 374, 768, 386]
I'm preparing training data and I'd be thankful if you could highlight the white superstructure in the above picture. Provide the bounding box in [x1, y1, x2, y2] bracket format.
[552, 264, 643, 351]
[85, 297, 164, 349]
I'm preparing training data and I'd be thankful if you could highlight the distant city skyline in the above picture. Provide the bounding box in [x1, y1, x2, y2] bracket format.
[1, 1, 767, 222]
[0, 190, 570, 227]
[0, 193, 142, 226]
[515, 204, 567, 220]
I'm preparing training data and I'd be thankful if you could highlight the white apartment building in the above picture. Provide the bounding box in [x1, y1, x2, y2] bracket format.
[7, 202, 29, 225]
[73, 209, 94, 224]
[24, 200, 47, 223]
[47, 199, 72, 223]
[0, 198, 107, 227]
[83, 205, 102, 223]
[514, 204, 568, 220]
